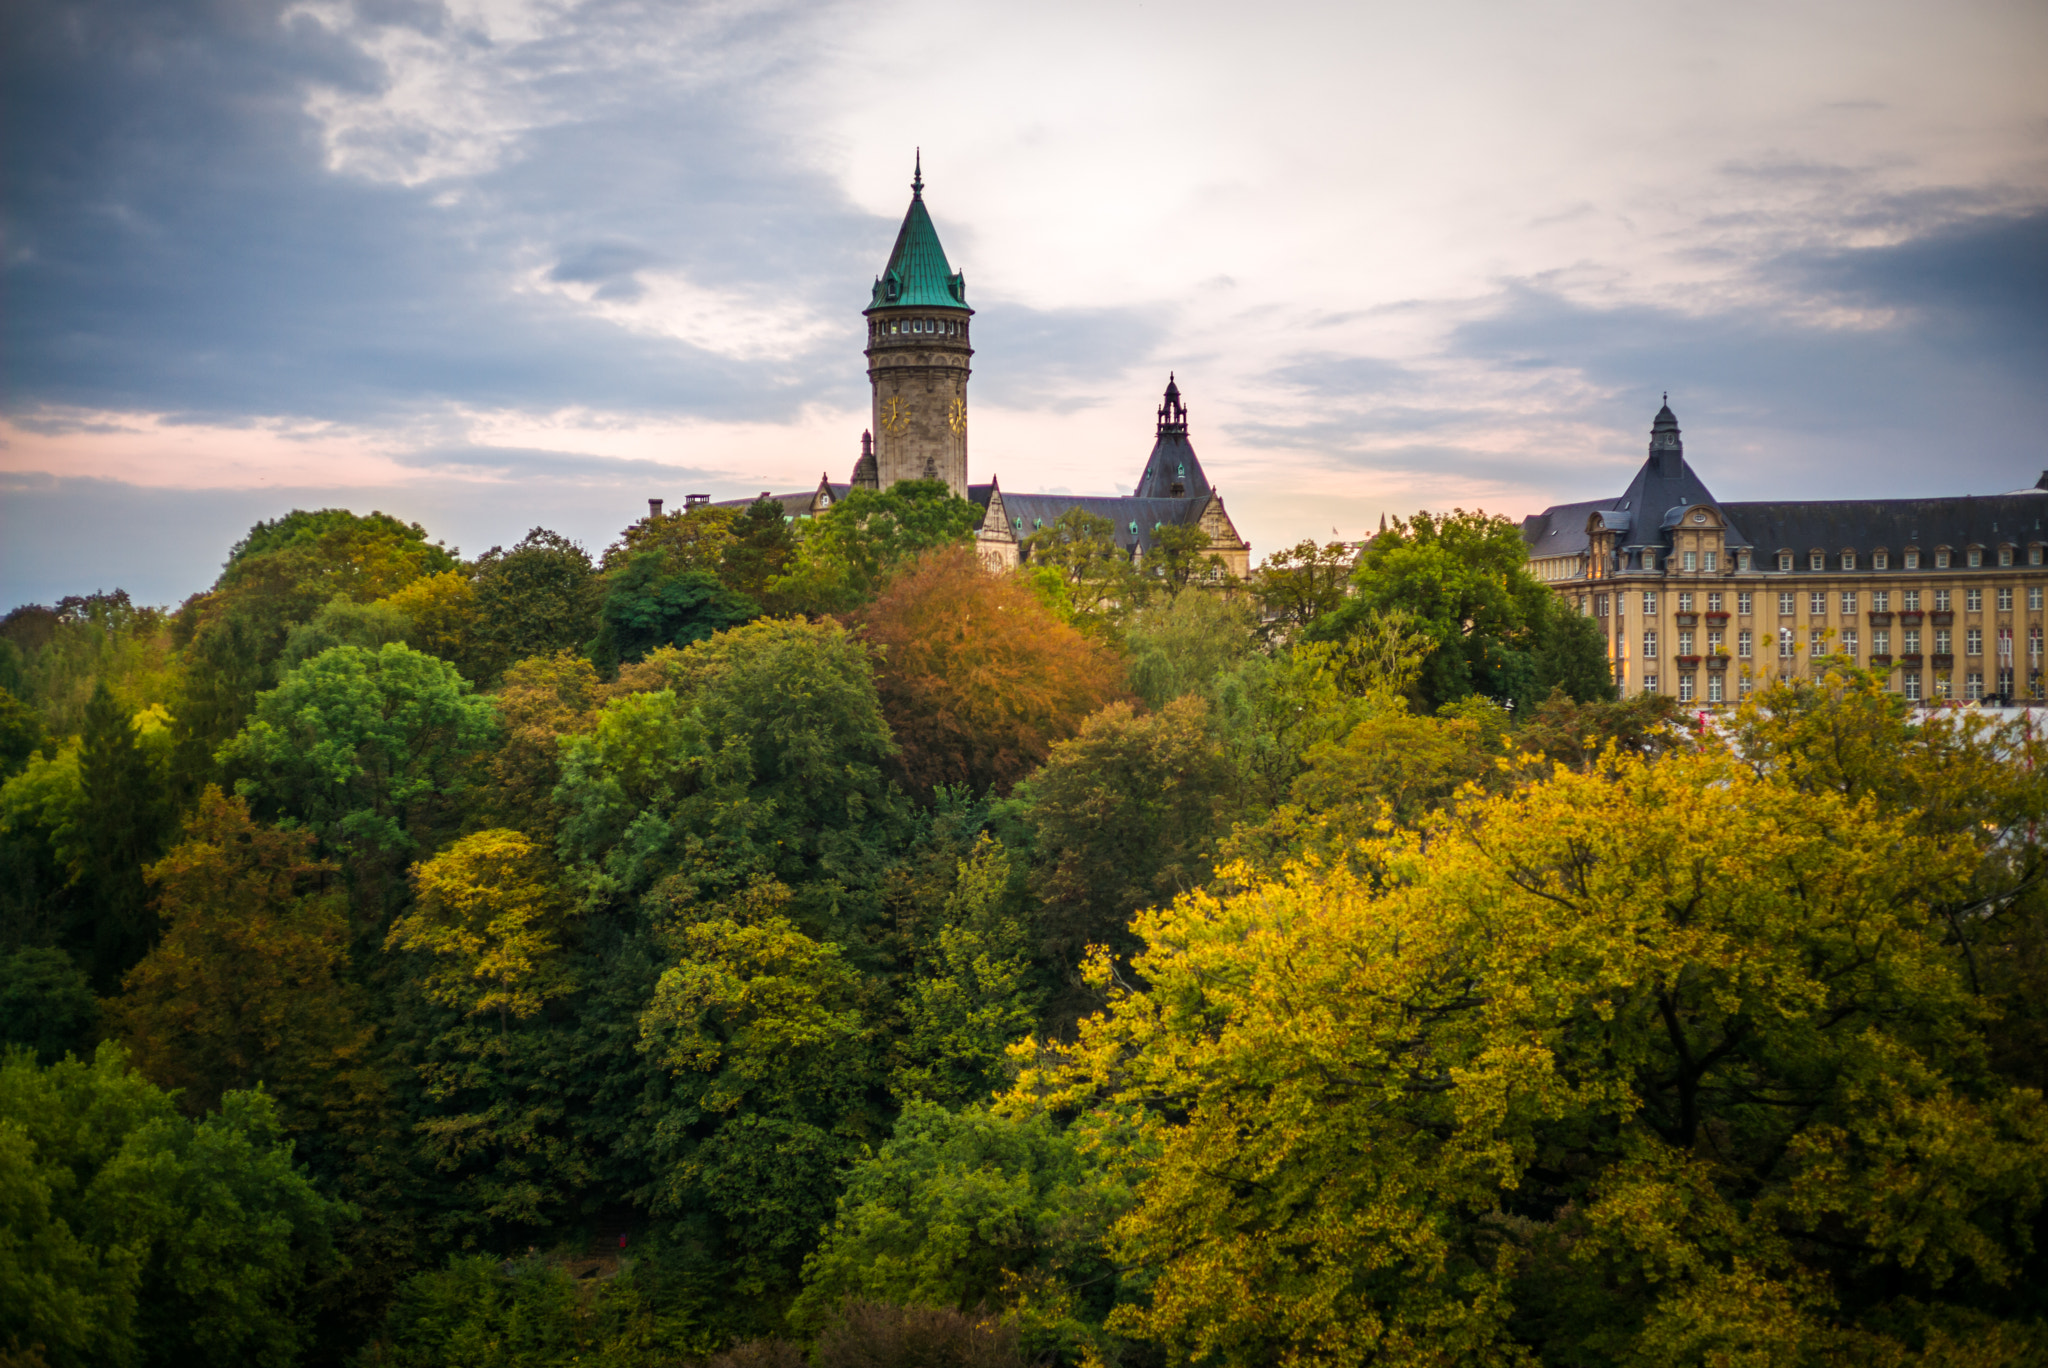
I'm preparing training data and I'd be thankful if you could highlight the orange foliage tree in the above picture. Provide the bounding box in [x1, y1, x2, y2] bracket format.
[858, 546, 1125, 795]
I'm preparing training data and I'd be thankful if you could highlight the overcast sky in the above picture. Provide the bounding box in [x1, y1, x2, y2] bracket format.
[4, 0, 2045, 607]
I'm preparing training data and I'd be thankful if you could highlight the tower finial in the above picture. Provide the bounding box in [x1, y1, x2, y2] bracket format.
[912, 148, 923, 197]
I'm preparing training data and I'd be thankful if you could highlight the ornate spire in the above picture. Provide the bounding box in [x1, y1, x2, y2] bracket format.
[912, 148, 923, 198]
[1156, 373, 1187, 436]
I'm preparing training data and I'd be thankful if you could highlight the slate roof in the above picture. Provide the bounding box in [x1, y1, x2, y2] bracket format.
[1131, 375, 1214, 501]
[867, 154, 969, 313]
[1522, 405, 2048, 566]
[989, 492, 1210, 556]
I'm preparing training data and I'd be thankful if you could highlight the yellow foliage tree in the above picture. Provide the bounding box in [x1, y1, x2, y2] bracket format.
[389, 829, 577, 1021]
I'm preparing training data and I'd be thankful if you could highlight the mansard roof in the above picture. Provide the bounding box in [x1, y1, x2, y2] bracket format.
[1131, 374, 1213, 501]
[867, 153, 969, 313]
[1521, 403, 1747, 557]
[986, 492, 1212, 557]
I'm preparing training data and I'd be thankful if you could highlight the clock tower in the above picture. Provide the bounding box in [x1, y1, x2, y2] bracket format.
[863, 152, 973, 497]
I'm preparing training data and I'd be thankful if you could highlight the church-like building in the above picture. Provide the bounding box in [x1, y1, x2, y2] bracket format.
[715, 158, 1250, 578]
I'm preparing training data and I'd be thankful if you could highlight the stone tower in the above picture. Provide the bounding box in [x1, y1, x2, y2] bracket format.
[864, 152, 973, 497]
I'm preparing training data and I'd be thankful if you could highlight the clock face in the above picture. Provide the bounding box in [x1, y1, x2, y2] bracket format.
[879, 398, 910, 435]
[946, 398, 966, 436]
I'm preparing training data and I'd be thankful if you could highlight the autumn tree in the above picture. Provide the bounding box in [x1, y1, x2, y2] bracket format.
[378, 568, 481, 676]
[859, 546, 1126, 796]
[1011, 723, 2048, 1366]
[390, 830, 578, 1023]
[482, 649, 605, 836]
[110, 787, 375, 1128]
[770, 480, 982, 616]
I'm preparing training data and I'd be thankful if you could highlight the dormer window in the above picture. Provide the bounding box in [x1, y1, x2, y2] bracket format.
[2032, 545, 2045, 566]
[1936, 548, 1951, 568]
[1841, 550, 1856, 571]
[1873, 551, 1888, 570]
[1967, 547, 1983, 568]
[1905, 549, 1920, 569]
[1778, 552, 1793, 572]
[1998, 546, 2013, 567]
[1809, 551, 1825, 571]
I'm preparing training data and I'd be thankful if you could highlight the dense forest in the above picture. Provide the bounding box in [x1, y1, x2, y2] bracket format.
[3, 481, 2044, 1367]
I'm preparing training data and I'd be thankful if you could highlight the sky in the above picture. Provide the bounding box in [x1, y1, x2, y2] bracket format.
[3, 0, 2046, 607]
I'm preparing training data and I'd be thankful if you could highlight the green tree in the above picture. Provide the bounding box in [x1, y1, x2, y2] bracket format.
[769, 481, 982, 616]
[794, 1102, 1132, 1359]
[1020, 697, 1234, 987]
[0, 686, 46, 780]
[722, 496, 800, 600]
[71, 682, 175, 988]
[1312, 508, 1613, 712]
[1021, 508, 1144, 640]
[482, 650, 604, 837]
[0, 947, 97, 1064]
[0, 1043, 348, 1368]
[1249, 538, 1356, 643]
[1122, 591, 1259, 712]
[218, 644, 499, 914]
[589, 553, 761, 673]
[469, 529, 602, 684]
[890, 835, 1040, 1108]
[278, 596, 415, 670]
[1141, 523, 1229, 602]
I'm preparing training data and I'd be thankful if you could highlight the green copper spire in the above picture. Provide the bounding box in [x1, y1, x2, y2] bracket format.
[868, 152, 968, 311]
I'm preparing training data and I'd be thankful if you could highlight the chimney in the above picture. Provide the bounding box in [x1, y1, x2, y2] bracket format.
[648, 498, 664, 519]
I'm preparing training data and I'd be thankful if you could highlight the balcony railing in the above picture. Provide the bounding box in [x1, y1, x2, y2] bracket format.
[1899, 612, 1923, 626]
[1675, 655, 1703, 669]
[1932, 653, 1955, 670]
[1899, 653, 1924, 667]
[1931, 611, 1955, 627]
[1867, 612, 1892, 627]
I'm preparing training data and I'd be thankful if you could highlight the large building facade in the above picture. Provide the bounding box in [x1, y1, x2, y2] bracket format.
[1522, 402, 2048, 706]
[732, 159, 1250, 578]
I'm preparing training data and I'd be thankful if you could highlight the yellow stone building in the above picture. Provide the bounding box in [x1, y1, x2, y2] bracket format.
[1522, 402, 2048, 705]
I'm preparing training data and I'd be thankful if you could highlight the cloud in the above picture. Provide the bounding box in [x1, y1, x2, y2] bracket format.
[390, 444, 725, 482]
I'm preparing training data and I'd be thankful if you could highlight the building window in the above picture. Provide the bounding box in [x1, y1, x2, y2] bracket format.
[1678, 592, 1693, 611]
[1999, 667, 2015, 697]
[1874, 629, 1890, 655]
[1778, 552, 1793, 571]
[1843, 630, 1858, 657]
[1904, 590, 1920, 611]
[1679, 676, 1695, 702]
[2031, 587, 2044, 611]
[1683, 551, 1698, 571]
[1738, 629, 1753, 658]
[1874, 551, 1889, 570]
[1936, 549, 1951, 568]
[1934, 589, 1950, 611]
[1779, 592, 1796, 615]
[1779, 628, 1796, 658]
[1740, 674, 1754, 699]
[2032, 545, 2045, 567]
[1707, 676, 1724, 703]
[2032, 626, 2043, 665]
[1643, 592, 1658, 614]
[1997, 588, 2012, 611]
[1967, 589, 1982, 612]
[1968, 548, 1983, 568]
[1873, 591, 1889, 611]
[1935, 629, 1952, 654]
[1935, 675, 1951, 699]
[1905, 550, 1920, 569]
[1737, 550, 1750, 571]
[1841, 591, 1857, 614]
[1643, 630, 1658, 659]
[1841, 550, 1856, 570]
[1595, 593, 1609, 617]
[1810, 592, 1827, 616]
[1809, 550, 1825, 571]
[1966, 672, 1984, 700]
[1905, 673, 1921, 701]
[1738, 592, 1752, 614]
[1644, 552, 1658, 572]
[1905, 628, 1921, 654]
[1967, 628, 1982, 656]
[1811, 629, 1828, 655]
[1706, 592, 1722, 611]
[1678, 630, 1694, 655]
[1704, 551, 1718, 571]
[1998, 626, 2012, 660]
[1999, 546, 2014, 567]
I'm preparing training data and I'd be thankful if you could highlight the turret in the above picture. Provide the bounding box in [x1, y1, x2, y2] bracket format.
[862, 151, 973, 497]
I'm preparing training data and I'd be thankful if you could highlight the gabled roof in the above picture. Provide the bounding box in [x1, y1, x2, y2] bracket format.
[867, 153, 969, 312]
[1131, 374, 1213, 501]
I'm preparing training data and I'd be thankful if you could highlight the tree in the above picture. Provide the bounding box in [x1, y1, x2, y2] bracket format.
[217, 644, 499, 914]
[71, 682, 175, 988]
[1021, 697, 1234, 985]
[1021, 508, 1144, 640]
[604, 503, 741, 575]
[0, 686, 46, 780]
[1312, 508, 1613, 712]
[859, 546, 1126, 797]
[639, 913, 883, 1293]
[890, 835, 1040, 1108]
[1141, 523, 1229, 602]
[589, 553, 761, 672]
[0, 947, 97, 1064]
[482, 650, 605, 837]
[1011, 729, 2048, 1366]
[377, 569, 480, 677]
[468, 529, 601, 684]
[0, 1043, 348, 1368]
[109, 788, 374, 1127]
[769, 481, 983, 616]
[793, 1102, 1130, 1360]
[278, 596, 415, 670]
[389, 830, 578, 1023]
[722, 496, 800, 600]
[1123, 590, 1259, 712]
[1249, 538, 1356, 643]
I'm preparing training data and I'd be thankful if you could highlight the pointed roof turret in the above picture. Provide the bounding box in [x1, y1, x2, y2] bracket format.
[867, 153, 970, 312]
[1132, 374, 1213, 501]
